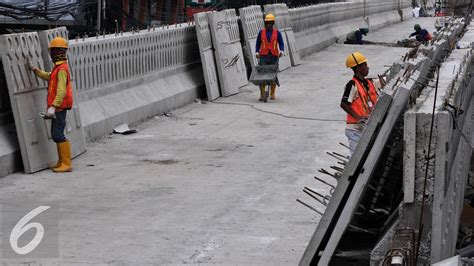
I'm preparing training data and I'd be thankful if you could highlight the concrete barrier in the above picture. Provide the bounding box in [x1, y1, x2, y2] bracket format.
[0, 122, 21, 177]
[67, 25, 204, 141]
[290, 2, 367, 57]
[290, 0, 413, 57]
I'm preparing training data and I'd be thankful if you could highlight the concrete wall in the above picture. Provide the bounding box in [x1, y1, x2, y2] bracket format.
[290, 0, 412, 57]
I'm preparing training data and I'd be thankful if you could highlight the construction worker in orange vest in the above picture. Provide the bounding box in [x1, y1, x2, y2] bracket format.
[255, 13, 284, 101]
[28, 37, 73, 172]
[341, 52, 383, 155]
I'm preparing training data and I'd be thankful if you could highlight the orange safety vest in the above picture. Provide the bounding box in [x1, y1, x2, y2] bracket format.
[346, 77, 378, 124]
[259, 28, 279, 57]
[47, 62, 73, 110]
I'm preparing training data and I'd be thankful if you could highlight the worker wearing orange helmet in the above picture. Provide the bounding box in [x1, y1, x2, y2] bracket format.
[341, 52, 383, 155]
[255, 13, 284, 101]
[28, 37, 73, 172]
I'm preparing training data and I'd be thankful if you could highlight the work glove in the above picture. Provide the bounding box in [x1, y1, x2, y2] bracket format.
[26, 59, 36, 72]
[43, 106, 56, 119]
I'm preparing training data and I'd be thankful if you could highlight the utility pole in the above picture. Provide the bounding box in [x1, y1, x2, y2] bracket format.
[97, 0, 102, 31]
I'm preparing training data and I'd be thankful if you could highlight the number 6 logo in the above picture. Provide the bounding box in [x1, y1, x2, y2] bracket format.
[9, 206, 51, 255]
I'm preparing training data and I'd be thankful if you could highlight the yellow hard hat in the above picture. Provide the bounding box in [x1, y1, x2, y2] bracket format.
[49, 37, 68, 49]
[265, 13, 275, 22]
[346, 52, 368, 68]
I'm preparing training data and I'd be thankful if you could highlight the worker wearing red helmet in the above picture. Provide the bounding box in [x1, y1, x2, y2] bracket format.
[28, 36, 73, 173]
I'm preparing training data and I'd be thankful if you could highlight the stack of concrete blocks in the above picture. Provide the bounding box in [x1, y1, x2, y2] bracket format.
[263, 4, 301, 67]
[262, 4, 292, 71]
[208, 9, 248, 97]
[67, 25, 203, 140]
[239, 5, 265, 72]
[0, 32, 86, 173]
[194, 12, 220, 101]
[38, 26, 69, 71]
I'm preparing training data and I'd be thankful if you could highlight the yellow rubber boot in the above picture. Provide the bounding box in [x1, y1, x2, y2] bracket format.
[270, 83, 277, 100]
[259, 85, 266, 101]
[48, 143, 62, 169]
[53, 140, 73, 173]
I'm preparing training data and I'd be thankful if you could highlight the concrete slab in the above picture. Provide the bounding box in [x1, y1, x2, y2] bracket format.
[286, 30, 302, 66]
[0, 32, 86, 173]
[208, 10, 248, 97]
[195, 12, 220, 101]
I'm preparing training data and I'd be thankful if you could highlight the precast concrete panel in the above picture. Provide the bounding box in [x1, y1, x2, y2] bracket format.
[264, 4, 292, 70]
[318, 81, 415, 265]
[0, 32, 86, 173]
[38, 27, 69, 72]
[279, 4, 301, 66]
[239, 5, 264, 70]
[194, 12, 220, 101]
[430, 48, 474, 263]
[299, 94, 393, 266]
[285, 29, 301, 66]
[208, 10, 248, 97]
[68, 26, 200, 94]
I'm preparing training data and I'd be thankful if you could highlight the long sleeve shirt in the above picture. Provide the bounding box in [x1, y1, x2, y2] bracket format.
[410, 29, 430, 42]
[255, 29, 285, 53]
[33, 61, 67, 108]
[346, 30, 364, 45]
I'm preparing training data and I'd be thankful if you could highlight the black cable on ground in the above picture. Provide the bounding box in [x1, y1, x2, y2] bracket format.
[211, 101, 345, 122]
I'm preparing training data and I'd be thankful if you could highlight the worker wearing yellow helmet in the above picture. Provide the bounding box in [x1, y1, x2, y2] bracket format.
[341, 52, 383, 155]
[255, 13, 284, 101]
[28, 36, 73, 172]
